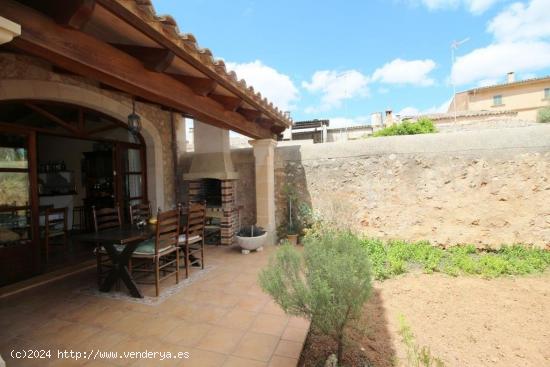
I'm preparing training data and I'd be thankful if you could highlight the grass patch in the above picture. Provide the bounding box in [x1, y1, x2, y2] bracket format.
[372, 118, 436, 137]
[361, 239, 550, 280]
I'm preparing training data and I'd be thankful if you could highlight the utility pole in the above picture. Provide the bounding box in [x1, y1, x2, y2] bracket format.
[451, 38, 469, 123]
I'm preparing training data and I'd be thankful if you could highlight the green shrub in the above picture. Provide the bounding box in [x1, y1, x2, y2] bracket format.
[360, 238, 550, 280]
[259, 230, 373, 363]
[372, 118, 436, 137]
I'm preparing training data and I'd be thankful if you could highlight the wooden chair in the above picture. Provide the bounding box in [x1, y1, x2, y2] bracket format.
[43, 207, 68, 264]
[178, 201, 206, 278]
[92, 205, 122, 285]
[129, 202, 151, 224]
[72, 205, 88, 232]
[130, 207, 180, 297]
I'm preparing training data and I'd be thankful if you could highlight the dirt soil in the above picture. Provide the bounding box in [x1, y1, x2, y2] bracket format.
[299, 271, 550, 367]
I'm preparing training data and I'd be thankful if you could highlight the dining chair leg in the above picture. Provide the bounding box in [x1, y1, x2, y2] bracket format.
[96, 247, 102, 287]
[155, 258, 160, 297]
[175, 252, 180, 284]
[184, 244, 189, 279]
[200, 239, 205, 270]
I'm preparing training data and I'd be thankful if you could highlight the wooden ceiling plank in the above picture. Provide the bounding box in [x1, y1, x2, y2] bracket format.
[3, 0, 271, 139]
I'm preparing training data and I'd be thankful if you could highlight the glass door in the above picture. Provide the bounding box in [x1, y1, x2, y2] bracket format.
[0, 129, 39, 286]
[115, 143, 147, 221]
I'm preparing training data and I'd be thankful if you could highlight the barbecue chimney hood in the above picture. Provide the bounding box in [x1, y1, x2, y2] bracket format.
[183, 121, 239, 181]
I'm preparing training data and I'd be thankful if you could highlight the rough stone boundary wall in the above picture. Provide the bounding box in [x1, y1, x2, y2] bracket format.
[275, 125, 550, 248]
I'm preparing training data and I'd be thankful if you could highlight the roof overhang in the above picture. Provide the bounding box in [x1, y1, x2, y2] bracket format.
[0, 0, 291, 139]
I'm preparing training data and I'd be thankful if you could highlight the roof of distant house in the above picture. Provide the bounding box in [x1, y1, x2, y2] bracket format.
[292, 119, 330, 129]
[464, 75, 550, 94]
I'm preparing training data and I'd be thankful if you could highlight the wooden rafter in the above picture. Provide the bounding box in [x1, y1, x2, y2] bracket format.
[111, 44, 175, 72]
[237, 107, 262, 123]
[168, 74, 217, 96]
[210, 95, 242, 112]
[24, 102, 79, 134]
[86, 124, 119, 135]
[3, 0, 272, 139]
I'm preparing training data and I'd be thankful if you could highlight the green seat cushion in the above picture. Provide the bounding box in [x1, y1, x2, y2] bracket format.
[133, 239, 173, 255]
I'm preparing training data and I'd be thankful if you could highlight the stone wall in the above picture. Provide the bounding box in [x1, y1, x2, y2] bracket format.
[275, 126, 550, 248]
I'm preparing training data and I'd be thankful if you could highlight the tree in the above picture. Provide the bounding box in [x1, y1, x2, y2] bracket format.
[259, 230, 373, 363]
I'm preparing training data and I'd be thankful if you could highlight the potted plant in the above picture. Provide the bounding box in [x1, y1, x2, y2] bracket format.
[282, 183, 299, 245]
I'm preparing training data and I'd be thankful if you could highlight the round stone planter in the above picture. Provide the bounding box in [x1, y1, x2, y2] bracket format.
[236, 230, 267, 255]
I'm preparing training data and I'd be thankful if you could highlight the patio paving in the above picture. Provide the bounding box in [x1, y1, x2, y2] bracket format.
[0, 245, 309, 367]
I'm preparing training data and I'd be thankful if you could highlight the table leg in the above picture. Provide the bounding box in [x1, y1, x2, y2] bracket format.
[99, 242, 143, 298]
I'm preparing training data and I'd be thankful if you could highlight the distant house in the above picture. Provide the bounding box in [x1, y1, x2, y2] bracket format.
[280, 119, 375, 143]
[450, 73, 550, 121]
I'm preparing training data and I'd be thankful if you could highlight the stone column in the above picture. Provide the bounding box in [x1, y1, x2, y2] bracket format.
[0, 16, 20, 45]
[250, 139, 277, 245]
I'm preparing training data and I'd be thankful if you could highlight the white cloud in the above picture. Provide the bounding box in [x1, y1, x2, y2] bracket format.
[418, 0, 500, 14]
[302, 70, 369, 111]
[487, 0, 550, 42]
[326, 116, 371, 128]
[451, 41, 550, 85]
[451, 0, 550, 86]
[371, 58, 437, 86]
[225, 60, 299, 111]
[398, 98, 452, 116]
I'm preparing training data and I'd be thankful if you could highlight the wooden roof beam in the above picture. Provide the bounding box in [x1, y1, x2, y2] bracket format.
[24, 102, 79, 134]
[2, 0, 272, 139]
[33, 0, 96, 30]
[168, 74, 218, 96]
[111, 44, 175, 72]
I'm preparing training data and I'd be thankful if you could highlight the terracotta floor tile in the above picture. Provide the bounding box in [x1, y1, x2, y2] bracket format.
[234, 295, 269, 313]
[195, 326, 244, 354]
[260, 301, 286, 316]
[232, 332, 279, 362]
[181, 348, 226, 367]
[273, 340, 303, 359]
[281, 327, 308, 343]
[213, 309, 257, 330]
[222, 355, 267, 367]
[267, 355, 298, 367]
[162, 320, 212, 347]
[249, 314, 289, 336]
[287, 316, 310, 330]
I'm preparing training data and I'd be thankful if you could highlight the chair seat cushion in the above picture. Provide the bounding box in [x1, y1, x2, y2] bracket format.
[133, 239, 174, 256]
[178, 234, 201, 244]
[97, 244, 125, 254]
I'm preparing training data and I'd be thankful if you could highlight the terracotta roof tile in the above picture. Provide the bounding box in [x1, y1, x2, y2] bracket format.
[117, 0, 291, 127]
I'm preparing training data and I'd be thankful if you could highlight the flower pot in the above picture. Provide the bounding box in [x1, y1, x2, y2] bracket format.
[236, 226, 267, 254]
[286, 234, 298, 245]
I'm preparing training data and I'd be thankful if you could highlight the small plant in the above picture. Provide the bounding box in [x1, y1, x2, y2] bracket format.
[372, 118, 436, 137]
[398, 315, 446, 367]
[537, 106, 550, 123]
[259, 230, 373, 363]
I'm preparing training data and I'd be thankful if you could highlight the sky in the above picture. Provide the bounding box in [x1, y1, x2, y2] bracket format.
[153, 0, 550, 128]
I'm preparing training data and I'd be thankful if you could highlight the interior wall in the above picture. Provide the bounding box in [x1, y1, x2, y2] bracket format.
[37, 135, 96, 206]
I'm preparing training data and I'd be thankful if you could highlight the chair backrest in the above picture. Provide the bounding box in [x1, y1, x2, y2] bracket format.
[129, 202, 151, 224]
[45, 207, 67, 237]
[154, 206, 180, 254]
[185, 201, 206, 240]
[92, 205, 121, 232]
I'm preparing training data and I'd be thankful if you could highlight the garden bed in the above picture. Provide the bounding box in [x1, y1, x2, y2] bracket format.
[298, 271, 550, 366]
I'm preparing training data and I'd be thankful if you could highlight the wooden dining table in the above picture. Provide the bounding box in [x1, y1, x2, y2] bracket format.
[76, 225, 156, 298]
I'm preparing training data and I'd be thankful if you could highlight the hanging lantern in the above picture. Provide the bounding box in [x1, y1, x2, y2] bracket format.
[127, 99, 141, 134]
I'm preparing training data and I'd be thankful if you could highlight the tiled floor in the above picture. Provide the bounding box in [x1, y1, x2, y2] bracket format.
[0, 246, 309, 366]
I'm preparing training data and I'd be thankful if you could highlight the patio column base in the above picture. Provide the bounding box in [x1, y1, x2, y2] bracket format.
[250, 139, 277, 246]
